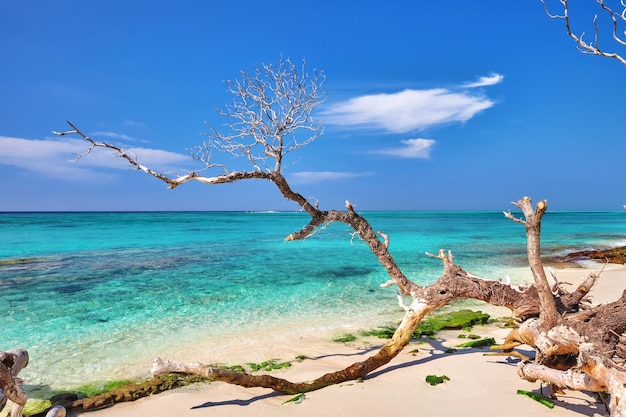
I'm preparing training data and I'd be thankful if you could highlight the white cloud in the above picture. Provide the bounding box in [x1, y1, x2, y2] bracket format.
[91, 131, 140, 142]
[323, 88, 494, 133]
[289, 171, 373, 185]
[463, 73, 504, 88]
[124, 120, 147, 128]
[0, 136, 194, 182]
[372, 138, 435, 159]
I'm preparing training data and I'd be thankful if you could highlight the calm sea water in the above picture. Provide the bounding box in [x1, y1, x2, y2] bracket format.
[1, 210, 625, 389]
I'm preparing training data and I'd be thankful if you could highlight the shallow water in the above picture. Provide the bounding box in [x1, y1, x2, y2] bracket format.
[1, 210, 625, 388]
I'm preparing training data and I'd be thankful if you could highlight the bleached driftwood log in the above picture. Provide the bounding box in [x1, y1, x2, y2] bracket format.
[1, 350, 77, 416]
[504, 198, 626, 416]
[0, 349, 28, 417]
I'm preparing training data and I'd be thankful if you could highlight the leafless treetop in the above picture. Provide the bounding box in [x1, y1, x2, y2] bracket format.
[199, 58, 327, 174]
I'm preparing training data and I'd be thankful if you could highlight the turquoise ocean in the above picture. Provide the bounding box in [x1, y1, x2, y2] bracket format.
[1, 210, 626, 390]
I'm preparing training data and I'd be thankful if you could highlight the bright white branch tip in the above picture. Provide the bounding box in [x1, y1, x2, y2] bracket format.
[396, 293, 410, 312]
[378, 231, 390, 249]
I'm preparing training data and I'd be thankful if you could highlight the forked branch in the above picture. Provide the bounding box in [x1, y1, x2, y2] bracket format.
[505, 197, 559, 326]
[543, 0, 626, 65]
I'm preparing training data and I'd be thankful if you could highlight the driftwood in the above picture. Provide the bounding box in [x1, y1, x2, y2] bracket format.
[0, 349, 29, 417]
[0, 350, 69, 416]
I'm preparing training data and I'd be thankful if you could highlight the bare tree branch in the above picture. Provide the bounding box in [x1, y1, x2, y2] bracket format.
[543, 0, 626, 65]
[53, 121, 272, 189]
[202, 58, 327, 173]
[507, 197, 559, 326]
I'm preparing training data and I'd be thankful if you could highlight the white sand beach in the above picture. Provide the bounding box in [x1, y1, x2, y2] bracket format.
[59, 263, 626, 417]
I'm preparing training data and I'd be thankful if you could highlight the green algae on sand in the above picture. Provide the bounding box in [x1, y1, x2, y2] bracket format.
[362, 309, 491, 339]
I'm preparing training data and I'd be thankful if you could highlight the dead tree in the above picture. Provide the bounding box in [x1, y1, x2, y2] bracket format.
[1, 58, 622, 415]
[504, 198, 626, 416]
[543, 0, 626, 65]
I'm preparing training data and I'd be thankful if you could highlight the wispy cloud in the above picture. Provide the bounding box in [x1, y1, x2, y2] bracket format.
[371, 138, 435, 159]
[91, 131, 141, 142]
[124, 120, 147, 128]
[463, 73, 504, 88]
[289, 171, 373, 185]
[322, 88, 495, 133]
[0, 136, 194, 182]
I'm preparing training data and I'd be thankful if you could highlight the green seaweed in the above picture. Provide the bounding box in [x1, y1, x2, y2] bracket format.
[282, 393, 306, 405]
[361, 326, 396, 339]
[73, 379, 132, 397]
[362, 310, 490, 340]
[294, 355, 307, 362]
[456, 337, 496, 349]
[498, 317, 519, 328]
[222, 358, 293, 373]
[516, 389, 555, 409]
[245, 359, 291, 372]
[224, 364, 246, 373]
[415, 310, 490, 337]
[458, 333, 481, 339]
[22, 398, 53, 416]
[425, 375, 450, 386]
[333, 333, 357, 343]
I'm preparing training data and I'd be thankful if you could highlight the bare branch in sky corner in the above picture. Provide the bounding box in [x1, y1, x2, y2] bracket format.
[543, 0, 626, 65]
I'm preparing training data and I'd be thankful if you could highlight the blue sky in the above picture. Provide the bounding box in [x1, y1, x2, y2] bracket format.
[1, 1, 625, 211]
